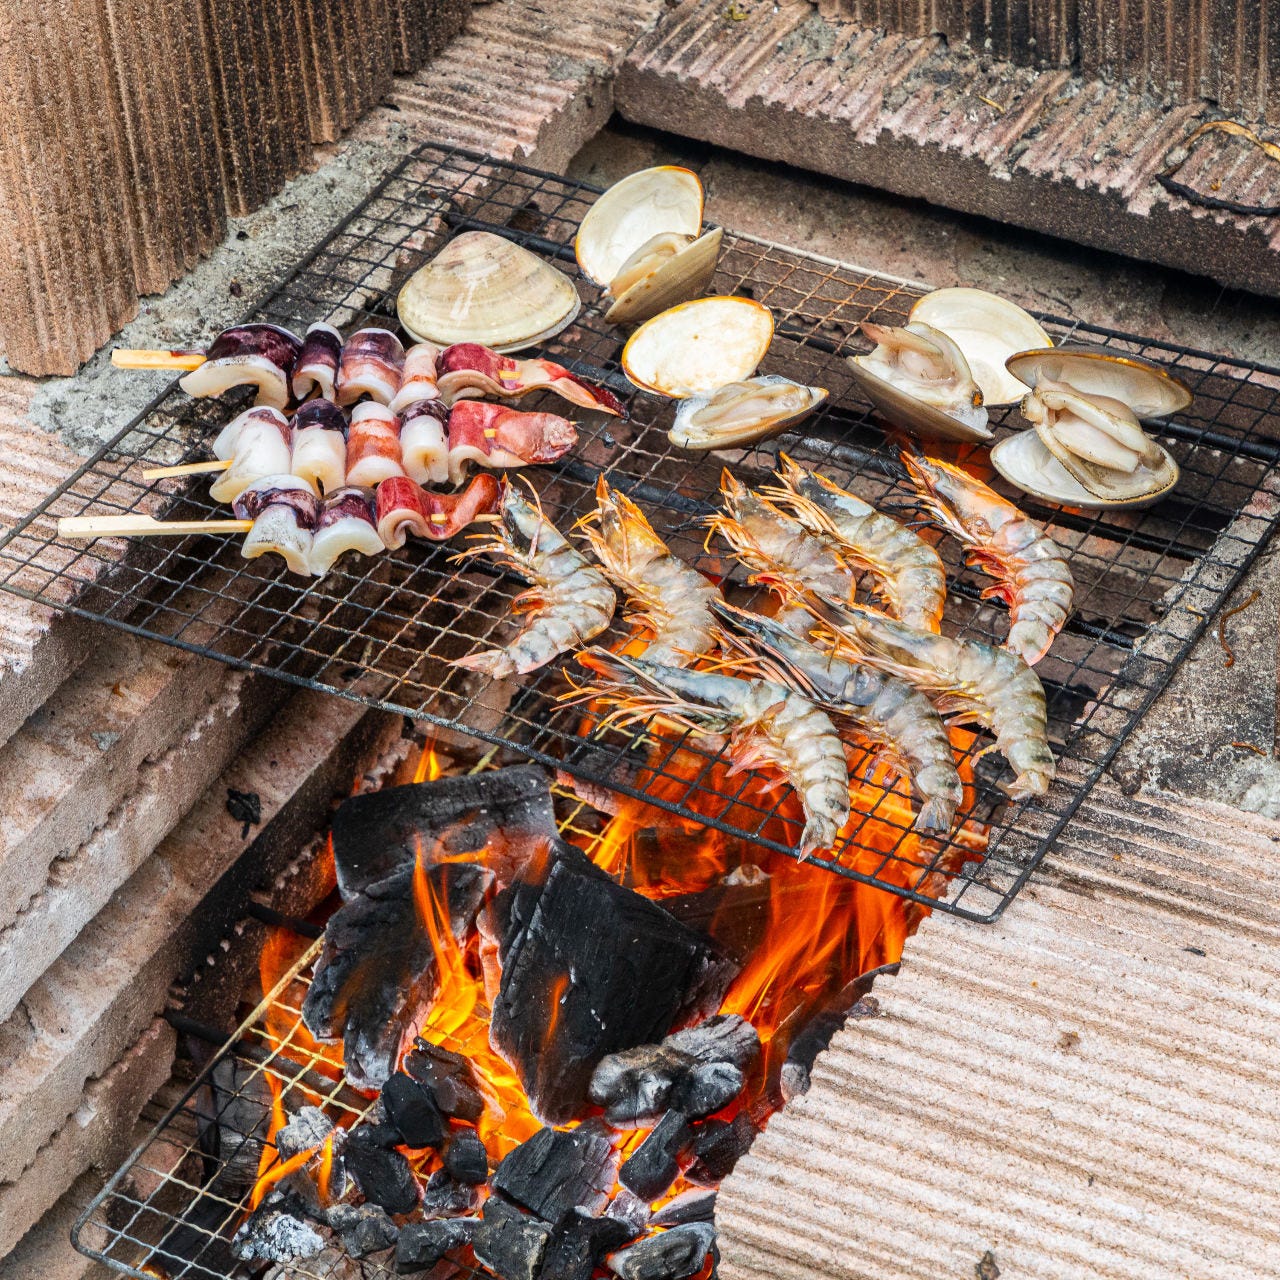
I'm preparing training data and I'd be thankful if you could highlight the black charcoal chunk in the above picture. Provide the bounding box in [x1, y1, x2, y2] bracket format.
[606, 1188, 652, 1236]
[669, 1061, 743, 1120]
[491, 1124, 618, 1222]
[332, 765, 556, 898]
[473, 1198, 551, 1280]
[589, 1045, 692, 1128]
[651, 1191, 716, 1227]
[684, 1113, 756, 1187]
[275, 1106, 335, 1161]
[345, 1135, 419, 1215]
[329, 1204, 399, 1258]
[420, 1168, 482, 1217]
[382, 1073, 445, 1149]
[231, 1192, 325, 1263]
[443, 1129, 489, 1184]
[665, 1016, 759, 1072]
[405, 1039, 486, 1123]
[620, 1112, 694, 1200]
[395, 1217, 480, 1273]
[608, 1224, 718, 1280]
[349, 1122, 402, 1149]
[541, 1209, 635, 1280]
[491, 842, 736, 1124]
[302, 861, 491, 1090]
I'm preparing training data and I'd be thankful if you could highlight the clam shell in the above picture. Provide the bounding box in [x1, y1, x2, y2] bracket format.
[397, 231, 581, 353]
[1033, 418, 1179, 504]
[991, 429, 1178, 509]
[910, 287, 1052, 406]
[605, 228, 724, 326]
[622, 296, 774, 397]
[1006, 344, 1192, 419]
[669, 374, 827, 451]
[575, 166, 704, 287]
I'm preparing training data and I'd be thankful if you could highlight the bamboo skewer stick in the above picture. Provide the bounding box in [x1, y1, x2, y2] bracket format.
[141, 459, 233, 479]
[59, 515, 252, 539]
[111, 349, 207, 371]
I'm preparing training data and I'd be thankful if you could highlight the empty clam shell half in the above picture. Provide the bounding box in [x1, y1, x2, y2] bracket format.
[669, 375, 828, 451]
[605, 228, 724, 327]
[991, 429, 1177, 509]
[397, 231, 581, 353]
[622, 296, 774, 398]
[1006, 344, 1192, 419]
[575, 166, 705, 287]
[846, 320, 992, 442]
[910, 288, 1052, 407]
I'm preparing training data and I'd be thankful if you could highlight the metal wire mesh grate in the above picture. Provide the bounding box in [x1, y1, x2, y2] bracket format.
[3, 141, 1279, 922]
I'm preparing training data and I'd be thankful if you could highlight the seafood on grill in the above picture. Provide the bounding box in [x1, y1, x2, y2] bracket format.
[901, 452, 1073, 666]
[289, 399, 349, 496]
[622, 297, 774, 397]
[345, 401, 406, 489]
[764, 455, 947, 635]
[209, 407, 298, 505]
[399, 399, 450, 486]
[453, 481, 616, 678]
[669, 376, 828, 451]
[309, 487, 385, 576]
[436, 342, 626, 416]
[575, 166, 723, 326]
[846, 321, 991, 442]
[375, 474, 503, 549]
[445, 401, 578, 485]
[389, 342, 443, 413]
[291, 322, 343, 402]
[579, 476, 721, 666]
[398, 231, 581, 352]
[172, 324, 303, 409]
[806, 598, 1055, 800]
[336, 329, 405, 407]
[909, 288, 1052, 406]
[233, 475, 321, 575]
[571, 648, 850, 857]
[712, 601, 963, 833]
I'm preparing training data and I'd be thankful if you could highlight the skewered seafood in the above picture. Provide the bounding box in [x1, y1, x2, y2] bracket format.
[336, 329, 406, 407]
[435, 343, 625, 416]
[212, 405, 290, 462]
[669, 376, 828, 451]
[375, 473, 502, 549]
[712, 601, 962, 833]
[399, 399, 450, 486]
[177, 324, 303, 409]
[846, 321, 991, 442]
[398, 231, 581, 352]
[346, 402, 405, 489]
[807, 599, 1054, 800]
[579, 476, 721, 666]
[209, 408, 296, 504]
[453, 482, 616, 677]
[764, 456, 946, 634]
[233, 475, 320, 575]
[291, 323, 343, 402]
[901, 452, 1073, 666]
[389, 343, 442, 413]
[572, 649, 850, 858]
[445, 401, 578, 485]
[290, 400, 349, 496]
[309, 488, 384, 575]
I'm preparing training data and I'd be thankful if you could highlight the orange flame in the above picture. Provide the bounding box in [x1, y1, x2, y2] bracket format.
[413, 737, 444, 785]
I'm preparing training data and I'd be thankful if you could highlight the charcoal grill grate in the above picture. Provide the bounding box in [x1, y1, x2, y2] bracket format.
[3, 142, 1279, 922]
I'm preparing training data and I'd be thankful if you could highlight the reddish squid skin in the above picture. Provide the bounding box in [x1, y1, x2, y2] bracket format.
[447, 400, 578, 465]
[374, 474, 502, 546]
[292, 323, 343, 400]
[438, 342, 627, 417]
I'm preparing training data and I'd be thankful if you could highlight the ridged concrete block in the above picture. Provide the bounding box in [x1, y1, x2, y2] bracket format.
[295, 0, 395, 143]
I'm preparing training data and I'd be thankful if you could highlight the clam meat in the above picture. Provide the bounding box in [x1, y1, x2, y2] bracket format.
[669, 375, 827, 451]
[846, 320, 992, 442]
[991, 430, 1174, 510]
[1005, 344, 1193, 419]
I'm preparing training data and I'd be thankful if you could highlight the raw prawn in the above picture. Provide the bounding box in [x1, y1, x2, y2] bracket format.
[764, 455, 947, 633]
[578, 476, 721, 666]
[712, 601, 962, 832]
[902, 452, 1073, 666]
[453, 481, 616, 678]
[571, 649, 850, 857]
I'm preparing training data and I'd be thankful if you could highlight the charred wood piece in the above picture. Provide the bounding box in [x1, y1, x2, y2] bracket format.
[491, 1124, 618, 1223]
[302, 861, 490, 1089]
[781, 994, 881, 1102]
[665, 1015, 760, 1071]
[443, 1129, 490, 1184]
[651, 1190, 716, 1227]
[275, 1106, 335, 1161]
[382, 1072, 446, 1149]
[541, 1209, 635, 1280]
[608, 1224, 718, 1280]
[198, 1057, 277, 1191]
[419, 1168, 482, 1217]
[332, 764, 557, 897]
[395, 1218, 481, 1274]
[619, 1112, 694, 1200]
[491, 842, 736, 1123]
[473, 1197, 551, 1280]
[344, 1131, 419, 1215]
[328, 1204, 400, 1258]
[606, 1187, 652, 1236]
[683, 1113, 757, 1187]
[661, 872, 773, 965]
[231, 1191, 325, 1263]
[349, 1122, 402, 1149]
[405, 1038, 486, 1122]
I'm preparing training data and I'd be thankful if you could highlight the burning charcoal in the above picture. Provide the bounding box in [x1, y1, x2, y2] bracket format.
[302, 861, 490, 1089]
[620, 1112, 694, 1200]
[589, 1044, 690, 1128]
[443, 1129, 489, 1184]
[405, 1039, 486, 1122]
[395, 1218, 480, 1274]
[491, 1124, 618, 1222]
[661, 872, 773, 964]
[608, 1224, 718, 1280]
[328, 1204, 400, 1258]
[382, 1072, 445, 1149]
[606, 1188, 652, 1236]
[683, 1113, 756, 1187]
[331, 765, 557, 897]
[491, 842, 736, 1123]
[665, 1015, 759, 1072]
[541, 1209, 635, 1280]
[651, 1191, 716, 1227]
[276, 1106, 335, 1161]
[231, 1191, 325, 1263]
[669, 1061, 743, 1120]
[349, 1122, 402, 1149]
[781, 993, 880, 1102]
[199, 1058, 277, 1190]
[420, 1169, 482, 1217]
[345, 1133, 419, 1215]
[473, 1198, 551, 1280]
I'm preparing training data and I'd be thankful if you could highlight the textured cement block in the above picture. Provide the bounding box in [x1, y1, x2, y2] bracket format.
[0, 1172, 110, 1280]
[295, 0, 394, 143]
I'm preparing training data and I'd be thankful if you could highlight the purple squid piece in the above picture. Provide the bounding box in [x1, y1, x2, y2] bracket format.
[310, 487, 384, 575]
[292, 322, 344, 402]
[179, 323, 303, 410]
[336, 328, 406, 407]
